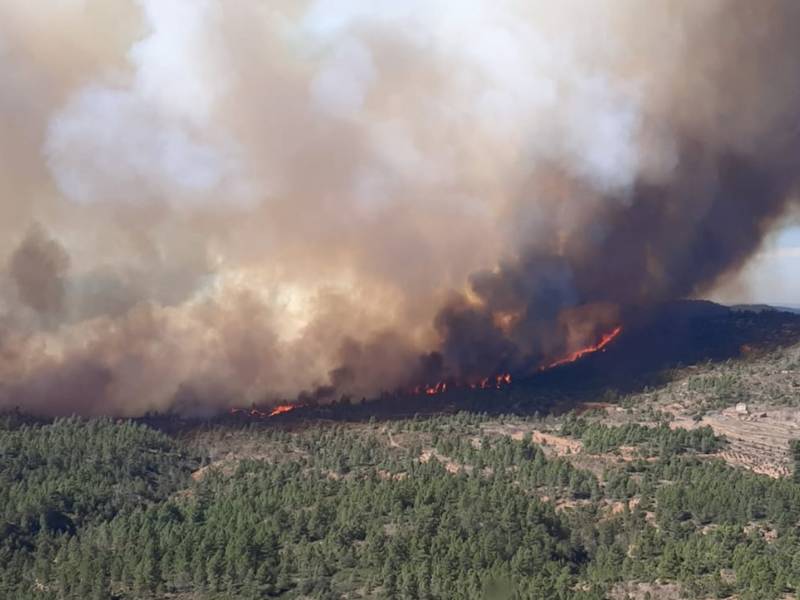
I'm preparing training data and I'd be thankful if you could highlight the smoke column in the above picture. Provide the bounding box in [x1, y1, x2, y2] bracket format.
[1, 0, 799, 415]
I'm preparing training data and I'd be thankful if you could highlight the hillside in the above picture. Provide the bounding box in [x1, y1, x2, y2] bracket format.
[3, 304, 800, 599]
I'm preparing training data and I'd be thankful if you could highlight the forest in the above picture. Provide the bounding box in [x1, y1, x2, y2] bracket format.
[3, 408, 800, 600]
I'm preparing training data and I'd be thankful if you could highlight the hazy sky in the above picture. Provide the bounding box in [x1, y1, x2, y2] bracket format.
[713, 225, 800, 307]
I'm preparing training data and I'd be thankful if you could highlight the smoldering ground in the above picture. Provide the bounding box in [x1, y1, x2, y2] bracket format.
[1, 0, 799, 415]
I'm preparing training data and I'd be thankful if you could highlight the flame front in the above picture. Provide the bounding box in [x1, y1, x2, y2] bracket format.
[411, 326, 622, 397]
[231, 328, 622, 407]
[542, 325, 623, 370]
[267, 404, 297, 417]
[229, 403, 302, 418]
[412, 372, 512, 397]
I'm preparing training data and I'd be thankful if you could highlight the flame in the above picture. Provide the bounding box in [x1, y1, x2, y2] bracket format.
[231, 328, 622, 407]
[229, 403, 302, 418]
[542, 325, 622, 370]
[268, 404, 297, 417]
[412, 381, 448, 395]
[412, 372, 512, 396]
[471, 373, 512, 390]
[424, 381, 448, 395]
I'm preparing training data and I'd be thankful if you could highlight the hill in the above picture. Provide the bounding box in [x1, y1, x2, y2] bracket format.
[3, 301, 800, 599]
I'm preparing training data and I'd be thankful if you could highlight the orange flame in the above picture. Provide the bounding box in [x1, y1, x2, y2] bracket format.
[229, 403, 302, 418]
[232, 328, 622, 408]
[412, 372, 512, 396]
[268, 404, 297, 417]
[470, 373, 512, 390]
[542, 325, 622, 370]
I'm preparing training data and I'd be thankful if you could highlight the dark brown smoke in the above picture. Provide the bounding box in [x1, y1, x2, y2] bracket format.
[433, 145, 799, 382]
[1, 0, 799, 415]
[9, 225, 70, 317]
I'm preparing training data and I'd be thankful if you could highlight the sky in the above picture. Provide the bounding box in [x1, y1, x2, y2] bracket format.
[713, 225, 800, 307]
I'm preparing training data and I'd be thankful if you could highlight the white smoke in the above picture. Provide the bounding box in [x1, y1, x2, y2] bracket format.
[43, 0, 670, 211]
[44, 0, 252, 209]
[0, 0, 796, 414]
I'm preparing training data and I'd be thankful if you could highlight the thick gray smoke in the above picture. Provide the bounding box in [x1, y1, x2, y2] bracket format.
[9, 225, 70, 318]
[1, 0, 799, 415]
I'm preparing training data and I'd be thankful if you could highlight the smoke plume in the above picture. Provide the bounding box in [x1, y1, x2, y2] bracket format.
[1, 0, 799, 415]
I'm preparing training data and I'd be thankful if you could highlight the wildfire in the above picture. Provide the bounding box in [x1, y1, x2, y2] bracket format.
[267, 404, 297, 417]
[231, 328, 622, 407]
[418, 381, 448, 395]
[412, 326, 622, 397]
[229, 403, 302, 419]
[412, 372, 512, 396]
[471, 373, 513, 390]
[542, 325, 623, 370]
